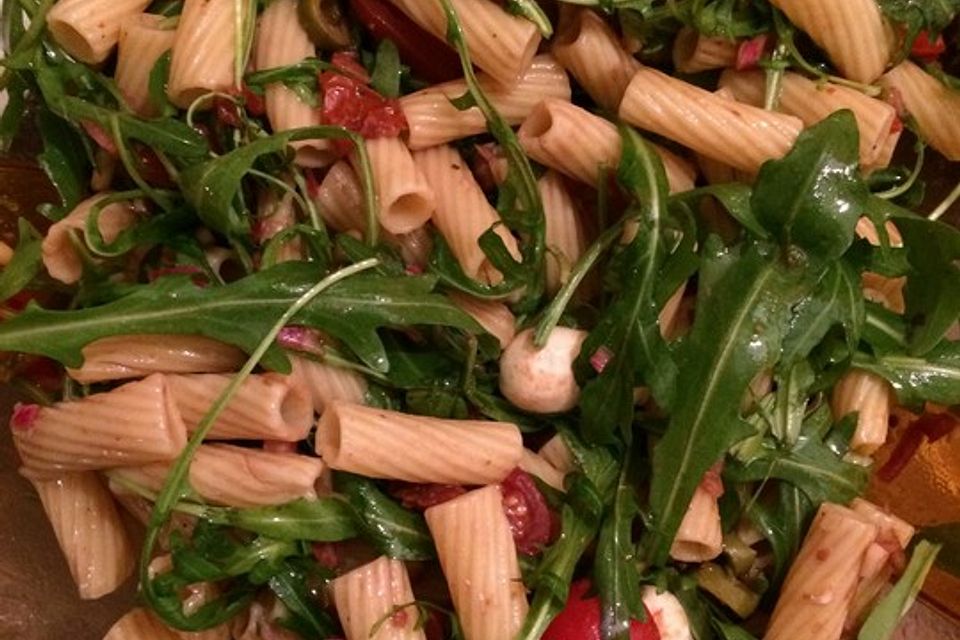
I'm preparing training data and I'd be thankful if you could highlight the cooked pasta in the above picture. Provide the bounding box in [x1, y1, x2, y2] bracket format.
[672, 27, 738, 74]
[312, 160, 366, 232]
[316, 401, 523, 484]
[538, 434, 575, 475]
[332, 556, 425, 640]
[115, 14, 177, 117]
[165, 372, 313, 441]
[880, 61, 960, 161]
[401, 55, 571, 150]
[448, 292, 517, 349]
[67, 334, 245, 384]
[425, 486, 529, 640]
[13, 374, 187, 474]
[539, 170, 588, 294]
[670, 483, 723, 563]
[619, 67, 804, 174]
[46, 0, 152, 65]
[167, 0, 245, 108]
[255, 0, 332, 167]
[110, 443, 325, 507]
[357, 137, 435, 235]
[385, 0, 540, 86]
[104, 608, 229, 640]
[412, 144, 520, 284]
[519, 448, 567, 492]
[24, 470, 135, 600]
[256, 187, 303, 263]
[289, 355, 368, 413]
[41, 194, 138, 285]
[831, 369, 894, 455]
[769, 0, 895, 83]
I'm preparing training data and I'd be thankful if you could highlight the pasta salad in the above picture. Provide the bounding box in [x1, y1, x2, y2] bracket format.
[0, 0, 959, 638]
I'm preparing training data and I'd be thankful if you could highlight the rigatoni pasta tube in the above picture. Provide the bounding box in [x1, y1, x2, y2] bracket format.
[540, 170, 587, 294]
[385, 0, 540, 86]
[24, 471, 135, 600]
[764, 503, 878, 640]
[830, 369, 893, 455]
[110, 444, 325, 507]
[719, 69, 897, 166]
[769, 0, 894, 84]
[316, 401, 522, 484]
[255, 0, 333, 168]
[401, 55, 571, 150]
[619, 67, 803, 174]
[670, 484, 723, 563]
[67, 334, 245, 384]
[168, 0, 245, 108]
[332, 556, 425, 640]
[104, 608, 228, 640]
[313, 160, 365, 232]
[519, 449, 566, 492]
[672, 27, 738, 74]
[290, 356, 367, 413]
[518, 99, 695, 193]
[166, 373, 312, 441]
[256, 187, 303, 263]
[880, 61, 960, 161]
[538, 434, 575, 474]
[425, 486, 529, 640]
[413, 144, 520, 284]
[448, 292, 517, 349]
[115, 14, 177, 117]
[13, 374, 187, 474]
[552, 9, 641, 112]
[42, 194, 137, 285]
[356, 137, 435, 235]
[46, 0, 152, 64]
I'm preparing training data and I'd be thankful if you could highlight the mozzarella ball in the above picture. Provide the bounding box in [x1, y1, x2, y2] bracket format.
[499, 327, 587, 414]
[641, 586, 693, 640]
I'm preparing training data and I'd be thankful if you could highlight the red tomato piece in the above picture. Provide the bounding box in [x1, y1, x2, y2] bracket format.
[911, 31, 946, 61]
[133, 144, 176, 189]
[10, 402, 40, 432]
[330, 51, 371, 82]
[500, 468, 554, 555]
[388, 482, 467, 510]
[348, 0, 462, 83]
[239, 84, 266, 116]
[735, 34, 769, 71]
[543, 580, 661, 640]
[213, 96, 244, 128]
[319, 72, 407, 140]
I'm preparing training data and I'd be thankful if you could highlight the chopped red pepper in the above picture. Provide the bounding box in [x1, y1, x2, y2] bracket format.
[543, 580, 661, 640]
[911, 31, 946, 61]
[348, 0, 462, 83]
[500, 468, 554, 555]
[133, 144, 175, 189]
[213, 96, 244, 129]
[239, 85, 266, 117]
[311, 541, 342, 570]
[589, 346, 613, 374]
[10, 402, 40, 432]
[389, 482, 467, 510]
[735, 34, 770, 71]
[319, 71, 407, 148]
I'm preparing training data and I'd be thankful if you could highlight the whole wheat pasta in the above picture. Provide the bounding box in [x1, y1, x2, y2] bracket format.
[255, 0, 333, 168]
[670, 484, 723, 562]
[166, 373, 313, 441]
[880, 61, 960, 161]
[401, 55, 571, 150]
[168, 0, 245, 109]
[719, 70, 897, 166]
[672, 27, 739, 74]
[425, 485, 529, 640]
[619, 67, 804, 174]
[23, 470, 135, 600]
[110, 443, 325, 507]
[316, 401, 523, 484]
[67, 334, 245, 384]
[42, 194, 138, 285]
[313, 160, 365, 232]
[332, 556, 425, 640]
[538, 434, 575, 474]
[355, 137, 435, 235]
[830, 369, 894, 455]
[13, 374, 187, 474]
[412, 144, 520, 284]
[519, 449, 567, 492]
[46, 0, 152, 65]
[385, 0, 540, 86]
[104, 607, 229, 640]
[769, 0, 895, 84]
[289, 356, 368, 413]
[540, 170, 587, 294]
[764, 503, 879, 640]
[448, 292, 517, 349]
[115, 14, 177, 117]
[552, 9, 641, 112]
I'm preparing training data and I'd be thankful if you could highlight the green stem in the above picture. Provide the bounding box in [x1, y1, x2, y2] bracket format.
[0, 0, 54, 91]
[876, 143, 925, 201]
[929, 178, 960, 221]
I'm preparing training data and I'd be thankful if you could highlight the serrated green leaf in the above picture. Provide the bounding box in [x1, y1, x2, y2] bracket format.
[596, 459, 642, 639]
[853, 340, 960, 406]
[0, 220, 43, 303]
[858, 540, 941, 640]
[205, 498, 358, 542]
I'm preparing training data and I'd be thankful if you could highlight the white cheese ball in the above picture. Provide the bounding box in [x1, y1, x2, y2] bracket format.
[641, 586, 693, 640]
[499, 327, 587, 414]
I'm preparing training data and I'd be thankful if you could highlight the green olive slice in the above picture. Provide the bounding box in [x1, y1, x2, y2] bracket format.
[298, 0, 352, 50]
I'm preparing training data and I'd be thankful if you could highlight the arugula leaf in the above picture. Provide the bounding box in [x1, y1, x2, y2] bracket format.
[147, 50, 177, 118]
[675, 0, 773, 38]
[752, 111, 867, 263]
[645, 243, 806, 566]
[576, 126, 676, 443]
[671, 183, 767, 239]
[337, 473, 436, 561]
[714, 621, 758, 640]
[268, 558, 340, 638]
[771, 360, 814, 445]
[596, 457, 642, 639]
[0, 220, 43, 303]
[746, 482, 811, 588]
[0, 263, 480, 373]
[858, 540, 941, 640]
[780, 260, 864, 366]
[853, 340, 960, 406]
[876, 0, 960, 57]
[36, 109, 90, 217]
[369, 39, 403, 99]
[506, 0, 553, 36]
[891, 215, 960, 355]
[917, 523, 960, 576]
[204, 498, 357, 541]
